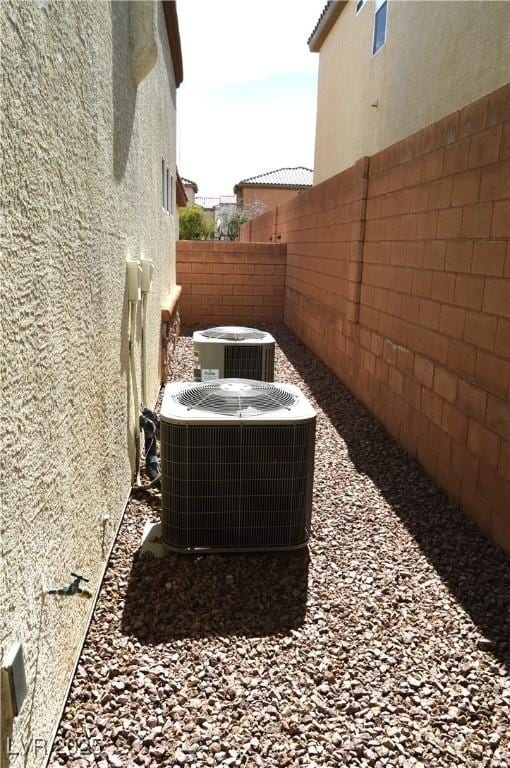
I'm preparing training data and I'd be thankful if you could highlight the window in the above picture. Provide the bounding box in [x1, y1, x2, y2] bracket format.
[356, 0, 366, 13]
[161, 159, 166, 210]
[161, 162, 174, 215]
[373, 0, 388, 55]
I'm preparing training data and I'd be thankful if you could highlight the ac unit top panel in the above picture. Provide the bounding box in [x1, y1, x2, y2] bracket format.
[193, 326, 275, 345]
[161, 379, 316, 424]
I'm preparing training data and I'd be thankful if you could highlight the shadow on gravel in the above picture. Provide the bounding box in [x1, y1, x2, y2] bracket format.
[121, 547, 309, 641]
[277, 329, 510, 672]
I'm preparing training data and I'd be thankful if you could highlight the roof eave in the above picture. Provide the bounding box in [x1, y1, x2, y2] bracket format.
[308, 1, 346, 53]
[176, 171, 188, 207]
[236, 183, 312, 190]
[162, 1, 183, 87]
[181, 178, 198, 192]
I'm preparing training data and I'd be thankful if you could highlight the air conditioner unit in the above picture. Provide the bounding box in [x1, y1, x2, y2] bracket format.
[160, 379, 316, 552]
[193, 326, 275, 382]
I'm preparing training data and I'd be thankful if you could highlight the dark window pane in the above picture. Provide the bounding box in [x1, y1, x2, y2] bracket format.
[162, 159, 165, 209]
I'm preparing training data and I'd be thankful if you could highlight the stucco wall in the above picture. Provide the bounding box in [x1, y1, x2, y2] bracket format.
[313, 0, 510, 184]
[240, 186, 307, 215]
[1, 1, 177, 765]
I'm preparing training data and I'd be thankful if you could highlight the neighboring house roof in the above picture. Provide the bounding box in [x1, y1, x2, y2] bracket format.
[181, 177, 198, 193]
[162, 1, 183, 87]
[176, 171, 188, 207]
[234, 167, 313, 193]
[308, 1, 346, 52]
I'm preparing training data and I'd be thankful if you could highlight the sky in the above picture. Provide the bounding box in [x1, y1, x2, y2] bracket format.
[176, 0, 325, 198]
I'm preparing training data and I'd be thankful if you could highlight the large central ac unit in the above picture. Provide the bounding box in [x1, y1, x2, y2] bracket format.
[193, 326, 275, 382]
[160, 379, 316, 552]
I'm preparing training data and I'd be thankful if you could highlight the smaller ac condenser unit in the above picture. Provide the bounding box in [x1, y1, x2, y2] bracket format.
[193, 326, 275, 382]
[160, 379, 316, 552]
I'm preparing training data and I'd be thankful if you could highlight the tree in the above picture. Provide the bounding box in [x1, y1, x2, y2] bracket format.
[226, 210, 249, 241]
[179, 205, 215, 240]
[216, 207, 249, 241]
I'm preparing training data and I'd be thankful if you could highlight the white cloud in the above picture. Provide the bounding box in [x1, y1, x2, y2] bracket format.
[176, 0, 324, 196]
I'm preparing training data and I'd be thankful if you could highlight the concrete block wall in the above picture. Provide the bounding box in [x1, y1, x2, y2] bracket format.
[240, 209, 276, 244]
[176, 241, 286, 324]
[357, 84, 509, 550]
[242, 84, 510, 555]
[280, 157, 369, 325]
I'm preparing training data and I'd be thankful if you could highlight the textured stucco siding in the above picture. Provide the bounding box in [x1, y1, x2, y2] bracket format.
[313, 0, 510, 184]
[240, 186, 308, 215]
[1, 1, 176, 765]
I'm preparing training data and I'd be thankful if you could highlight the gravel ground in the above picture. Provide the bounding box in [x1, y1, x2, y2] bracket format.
[49, 326, 510, 768]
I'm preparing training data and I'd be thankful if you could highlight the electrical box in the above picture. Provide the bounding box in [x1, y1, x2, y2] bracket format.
[140, 259, 154, 293]
[126, 259, 141, 302]
[2, 642, 27, 716]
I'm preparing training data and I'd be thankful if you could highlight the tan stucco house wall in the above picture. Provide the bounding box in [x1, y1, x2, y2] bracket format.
[237, 186, 308, 215]
[312, 0, 510, 184]
[1, 1, 180, 765]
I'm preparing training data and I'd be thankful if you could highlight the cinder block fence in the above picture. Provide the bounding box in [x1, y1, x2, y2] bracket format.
[177, 241, 286, 325]
[177, 83, 510, 556]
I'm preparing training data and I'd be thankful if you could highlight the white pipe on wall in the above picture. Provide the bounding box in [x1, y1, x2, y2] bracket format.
[141, 291, 148, 406]
[126, 259, 142, 482]
[128, 299, 141, 484]
[140, 259, 154, 408]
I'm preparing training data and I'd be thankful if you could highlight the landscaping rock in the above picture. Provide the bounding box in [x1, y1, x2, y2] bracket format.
[48, 326, 510, 767]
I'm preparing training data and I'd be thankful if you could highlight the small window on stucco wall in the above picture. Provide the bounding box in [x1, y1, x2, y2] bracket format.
[373, 0, 388, 55]
[162, 159, 166, 210]
[168, 172, 174, 215]
[161, 162, 173, 215]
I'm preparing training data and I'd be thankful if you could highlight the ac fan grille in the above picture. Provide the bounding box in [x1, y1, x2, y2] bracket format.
[201, 326, 267, 341]
[174, 380, 295, 416]
[161, 422, 315, 550]
[224, 345, 263, 380]
[263, 345, 275, 381]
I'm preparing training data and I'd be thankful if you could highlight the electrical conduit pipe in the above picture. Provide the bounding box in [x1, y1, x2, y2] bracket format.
[126, 259, 142, 484]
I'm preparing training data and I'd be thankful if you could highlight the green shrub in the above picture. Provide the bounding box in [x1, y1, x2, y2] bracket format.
[179, 205, 214, 240]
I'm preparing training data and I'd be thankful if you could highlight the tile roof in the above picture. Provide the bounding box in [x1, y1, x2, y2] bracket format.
[235, 167, 313, 190]
[308, 1, 333, 45]
[308, 1, 345, 52]
[181, 176, 198, 192]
